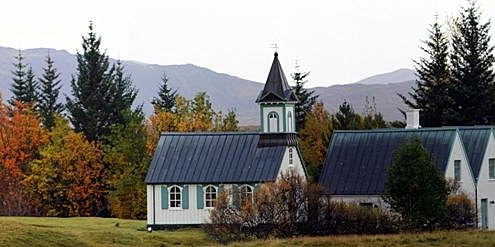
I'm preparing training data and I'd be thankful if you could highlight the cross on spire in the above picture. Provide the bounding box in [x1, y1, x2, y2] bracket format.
[271, 43, 279, 53]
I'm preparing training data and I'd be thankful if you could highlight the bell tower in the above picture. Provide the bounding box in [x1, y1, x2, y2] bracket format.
[255, 52, 298, 133]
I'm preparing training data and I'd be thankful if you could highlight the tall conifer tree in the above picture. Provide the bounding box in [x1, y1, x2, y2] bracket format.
[10, 50, 38, 105]
[66, 22, 136, 142]
[399, 16, 452, 127]
[292, 70, 317, 129]
[151, 73, 177, 113]
[38, 54, 64, 129]
[110, 60, 138, 125]
[450, 1, 495, 125]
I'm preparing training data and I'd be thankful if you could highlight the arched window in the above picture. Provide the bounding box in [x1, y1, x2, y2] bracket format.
[239, 185, 253, 206]
[289, 148, 293, 165]
[287, 111, 293, 132]
[268, 111, 279, 133]
[169, 185, 182, 208]
[204, 185, 217, 208]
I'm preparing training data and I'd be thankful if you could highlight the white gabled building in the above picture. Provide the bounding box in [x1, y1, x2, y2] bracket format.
[458, 127, 495, 229]
[320, 111, 495, 230]
[144, 53, 307, 229]
[319, 127, 476, 206]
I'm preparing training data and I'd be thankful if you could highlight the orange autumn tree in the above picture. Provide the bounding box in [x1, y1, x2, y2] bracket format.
[26, 117, 106, 216]
[0, 98, 48, 215]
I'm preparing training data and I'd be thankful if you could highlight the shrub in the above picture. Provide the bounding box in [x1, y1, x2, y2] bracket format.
[317, 198, 398, 235]
[205, 172, 399, 242]
[445, 192, 476, 229]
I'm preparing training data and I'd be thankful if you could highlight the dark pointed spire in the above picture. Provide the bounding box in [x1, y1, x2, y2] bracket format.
[256, 52, 298, 103]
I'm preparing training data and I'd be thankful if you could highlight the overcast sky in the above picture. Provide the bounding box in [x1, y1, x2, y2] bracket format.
[2, 0, 495, 87]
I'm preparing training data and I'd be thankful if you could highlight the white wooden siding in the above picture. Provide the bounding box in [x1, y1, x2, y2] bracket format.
[147, 184, 212, 225]
[330, 195, 385, 207]
[277, 147, 306, 178]
[476, 132, 495, 229]
[445, 134, 476, 199]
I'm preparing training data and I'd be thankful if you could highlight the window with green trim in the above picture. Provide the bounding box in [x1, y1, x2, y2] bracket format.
[268, 112, 279, 132]
[204, 185, 217, 208]
[169, 185, 182, 208]
[287, 111, 293, 132]
[240, 185, 253, 206]
[489, 159, 495, 179]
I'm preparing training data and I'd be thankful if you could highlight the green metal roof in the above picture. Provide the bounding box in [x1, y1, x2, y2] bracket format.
[458, 126, 493, 179]
[319, 128, 457, 195]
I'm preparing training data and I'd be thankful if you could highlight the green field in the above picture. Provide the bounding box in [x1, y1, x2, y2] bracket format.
[0, 217, 495, 246]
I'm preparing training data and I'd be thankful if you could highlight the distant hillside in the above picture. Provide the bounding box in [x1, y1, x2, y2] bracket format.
[0, 46, 262, 125]
[0, 46, 415, 125]
[313, 81, 414, 121]
[355, 68, 416, 85]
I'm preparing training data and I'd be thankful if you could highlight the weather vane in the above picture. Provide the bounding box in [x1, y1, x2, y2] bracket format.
[271, 43, 279, 53]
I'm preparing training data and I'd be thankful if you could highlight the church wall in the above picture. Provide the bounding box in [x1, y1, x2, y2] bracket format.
[277, 146, 306, 179]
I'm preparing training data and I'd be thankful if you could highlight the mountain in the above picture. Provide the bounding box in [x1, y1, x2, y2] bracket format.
[313, 81, 414, 121]
[355, 68, 416, 85]
[0, 46, 263, 124]
[0, 46, 414, 125]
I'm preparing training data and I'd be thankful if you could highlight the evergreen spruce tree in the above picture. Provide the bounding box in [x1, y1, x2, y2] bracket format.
[399, 16, 452, 127]
[332, 100, 362, 130]
[38, 54, 64, 129]
[10, 50, 38, 105]
[66, 22, 136, 142]
[449, 1, 495, 125]
[110, 60, 138, 125]
[292, 70, 317, 129]
[151, 73, 177, 113]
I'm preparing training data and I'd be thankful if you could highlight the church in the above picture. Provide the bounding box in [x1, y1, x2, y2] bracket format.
[145, 52, 307, 228]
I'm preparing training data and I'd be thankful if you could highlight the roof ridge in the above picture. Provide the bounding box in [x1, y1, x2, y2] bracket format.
[334, 127, 459, 134]
[160, 132, 260, 136]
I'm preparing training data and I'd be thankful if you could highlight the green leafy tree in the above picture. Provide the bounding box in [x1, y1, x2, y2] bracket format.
[221, 110, 239, 131]
[292, 70, 317, 129]
[104, 109, 149, 219]
[399, 16, 452, 127]
[37, 54, 64, 129]
[151, 73, 177, 113]
[332, 100, 362, 130]
[449, 1, 495, 125]
[383, 137, 448, 229]
[191, 92, 214, 131]
[66, 22, 136, 142]
[10, 51, 38, 105]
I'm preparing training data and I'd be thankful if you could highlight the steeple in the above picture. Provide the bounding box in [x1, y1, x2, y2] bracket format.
[257, 53, 298, 133]
[256, 52, 298, 103]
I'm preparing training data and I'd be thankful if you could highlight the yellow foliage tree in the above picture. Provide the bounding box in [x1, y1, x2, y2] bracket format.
[26, 117, 106, 216]
[298, 102, 332, 180]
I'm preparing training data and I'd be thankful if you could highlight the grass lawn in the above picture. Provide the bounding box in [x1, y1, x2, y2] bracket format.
[0, 217, 495, 246]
